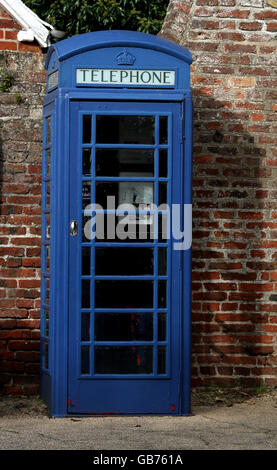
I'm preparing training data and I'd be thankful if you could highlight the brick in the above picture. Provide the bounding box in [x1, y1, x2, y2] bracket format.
[195, 7, 213, 16]
[255, 10, 277, 20]
[267, 23, 277, 32]
[260, 46, 276, 54]
[17, 279, 40, 289]
[224, 44, 257, 53]
[209, 262, 243, 270]
[239, 283, 273, 292]
[251, 113, 264, 121]
[251, 250, 266, 258]
[229, 292, 264, 301]
[5, 30, 17, 40]
[220, 0, 236, 5]
[18, 42, 41, 53]
[192, 19, 220, 29]
[222, 272, 257, 281]
[0, 40, 17, 51]
[193, 292, 228, 301]
[204, 282, 237, 291]
[0, 18, 18, 28]
[196, 0, 219, 5]
[226, 77, 256, 87]
[10, 237, 40, 246]
[217, 8, 251, 18]
[238, 211, 263, 220]
[8, 340, 40, 351]
[217, 31, 246, 42]
[239, 21, 263, 30]
[202, 303, 220, 312]
[15, 351, 40, 362]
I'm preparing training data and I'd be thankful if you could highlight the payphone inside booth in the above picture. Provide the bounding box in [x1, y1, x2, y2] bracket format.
[40, 30, 193, 417]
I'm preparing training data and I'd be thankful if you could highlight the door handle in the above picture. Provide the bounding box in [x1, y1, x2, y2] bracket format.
[70, 220, 78, 237]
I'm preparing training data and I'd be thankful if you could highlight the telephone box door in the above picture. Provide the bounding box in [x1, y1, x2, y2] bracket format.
[68, 100, 184, 414]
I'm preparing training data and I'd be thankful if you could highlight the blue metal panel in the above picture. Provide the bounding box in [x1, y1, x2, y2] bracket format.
[67, 100, 183, 414]
[181, 94, 193, 415]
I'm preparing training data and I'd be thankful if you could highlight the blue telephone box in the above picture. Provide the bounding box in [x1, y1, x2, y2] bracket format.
[40, 30, 193, 417]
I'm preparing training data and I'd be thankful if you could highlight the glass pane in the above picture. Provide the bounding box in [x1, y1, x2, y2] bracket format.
[83, 115, 92, 143]
[158, 247, 167, 275]
[96, 181, 154, 209]
[46, 117, 51, 145]
[46, 149, 51, 177]
[45, 244, 50, 272]
[42, 309, 49, 337]
[93, 215, 155, 243]
[82, 247, 91, 276]
[82, 148, 92, 176]
[95, 313, 153, 341]
[158, 280, 167, 308]
[45, 212, 50, 239]
[159, 149, 168, 177]
[81, 346, 90, 374]
[159, 183, 167, 205]
[158, 346, 166, 374]
[82, 181, 91, 209]
[94, 346, 153, 374]
[44, 342, 49, 369]
[45, 277, 50, 305]
[159, 116, 168, 144]
[158, 313, 166, 341]
[95, 247, 154, 275]
[81, 312, 90, 341]
[95, 280, 153, 308]
[158, 213, 169, 242]
[82, 279, 90, 308]
[46, 181, 50, 208]
[96, 115, 155, 144]
[96, 149, 154, 177]
[82, 215, 90, 242]
[45, 309, 49, 337]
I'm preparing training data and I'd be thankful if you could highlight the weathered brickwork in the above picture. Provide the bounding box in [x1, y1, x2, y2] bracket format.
[161, 0, 277, 388]
[0, 6, 46, 394]
[1, 1, 277, 395]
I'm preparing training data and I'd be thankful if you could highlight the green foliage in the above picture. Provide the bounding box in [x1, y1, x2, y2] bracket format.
[0, 68, 14, 92]
[24, 0, 169, 38]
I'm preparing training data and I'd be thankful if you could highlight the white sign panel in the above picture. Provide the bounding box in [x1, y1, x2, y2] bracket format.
[76, 68, 175, 86]
[48, 70, 58, 90]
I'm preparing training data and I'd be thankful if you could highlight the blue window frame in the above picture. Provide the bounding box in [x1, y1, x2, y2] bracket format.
[41, 112, 52, 373]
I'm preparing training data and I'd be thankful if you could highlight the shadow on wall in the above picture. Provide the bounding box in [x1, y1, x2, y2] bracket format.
[191, 88, 277, 388]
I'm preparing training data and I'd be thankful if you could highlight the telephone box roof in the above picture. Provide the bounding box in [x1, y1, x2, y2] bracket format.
[45, 30, 192, 69]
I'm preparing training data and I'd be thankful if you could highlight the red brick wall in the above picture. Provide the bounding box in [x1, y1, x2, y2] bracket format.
[0, 6, 45, 394]
[0, 6, 41, 52]
[1, 1, 277, 395]
[161, 0, 277, 388]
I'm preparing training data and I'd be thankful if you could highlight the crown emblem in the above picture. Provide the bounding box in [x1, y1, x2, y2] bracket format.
[115, 49, 136, 66]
